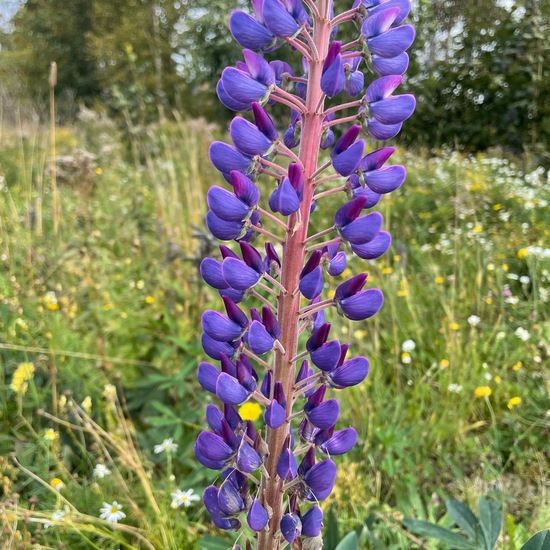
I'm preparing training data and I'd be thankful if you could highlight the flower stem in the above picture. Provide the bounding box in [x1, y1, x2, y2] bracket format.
[304, 225, 336, 243]
[306, 236, 341, 252]
[313, 185, 346, 201]
[324, 113, 360, 128]
[324, 98, 363, 116]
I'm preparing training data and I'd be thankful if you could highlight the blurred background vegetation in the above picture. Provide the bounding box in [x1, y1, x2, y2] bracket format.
[0, 1, 549, 549]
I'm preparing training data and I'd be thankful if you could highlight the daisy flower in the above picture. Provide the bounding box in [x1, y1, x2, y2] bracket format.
[99, 501, 126, 524]
[154, 438, 178, 454]
[170, 488, 201, 509]
[93, 464, 112, 479]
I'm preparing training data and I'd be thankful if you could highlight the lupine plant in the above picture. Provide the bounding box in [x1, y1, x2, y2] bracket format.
[194, 0, 415, 548]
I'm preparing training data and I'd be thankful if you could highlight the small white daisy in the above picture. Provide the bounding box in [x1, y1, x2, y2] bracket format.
[467, 315, 481, 327]
[93, 464, 112, 479]
[154, 438, 178, 454]
[448, 383, 463, 394]
[170, 488, 201, 509]
[99, 501, 126, 524]
[44, 510, 65, 529]
[401, 339, 416, 353]
[515, 327, 530, 341]
[519, 275, 530, 285]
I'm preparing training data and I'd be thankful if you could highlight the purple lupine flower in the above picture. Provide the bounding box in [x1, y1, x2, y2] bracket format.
[196, 1, 415, 547]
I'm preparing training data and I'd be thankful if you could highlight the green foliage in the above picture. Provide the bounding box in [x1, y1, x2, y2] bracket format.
[520, 530, 550, 550]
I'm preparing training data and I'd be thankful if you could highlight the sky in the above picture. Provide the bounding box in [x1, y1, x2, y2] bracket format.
[0, 0, 21, 31]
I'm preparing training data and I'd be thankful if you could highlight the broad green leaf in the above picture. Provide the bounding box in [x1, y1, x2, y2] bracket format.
[403, 518, 477, 549]
[478, 497, 502, 550]
[520, 530, 550, 550]
[335, 532, 358, 550]
[446, 499, 482, 542]
[324, 507, 339, 550]
[198, 535, 232, 550]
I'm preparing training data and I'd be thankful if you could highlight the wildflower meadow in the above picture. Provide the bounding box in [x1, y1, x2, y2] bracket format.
[1, 0, 549, 549]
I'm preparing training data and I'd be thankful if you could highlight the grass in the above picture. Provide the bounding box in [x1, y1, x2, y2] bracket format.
[0, 111, 548, 549]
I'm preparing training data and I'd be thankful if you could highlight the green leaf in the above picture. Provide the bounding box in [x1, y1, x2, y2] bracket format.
[446, 499, 482, 542]
[478, 497, 502, 550]
[335, 532, 358, 550]
[324, 507, 339, 550]
[520, 530, 550, 550]
[403, 518, 478, 549]
[198, 534, 232, 550]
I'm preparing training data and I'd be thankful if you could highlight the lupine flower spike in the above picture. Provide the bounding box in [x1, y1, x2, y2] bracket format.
[196, 0, 415, 548]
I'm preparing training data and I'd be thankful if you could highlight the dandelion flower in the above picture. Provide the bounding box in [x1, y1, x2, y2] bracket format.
[10, 362, 35, 394]
[474, 386, 492, 398]
[434, 276, 445, 284]
[170, 489, 200, 509]
[439, 359, 450, 368]
[239, 402, 262, 422]
[449, 322, 460, 331]
[154, 438, 178, 454]
[507, 397, 521, 410]
[517, 248, 529, 259]
[145, 295, 155, 304]
[93, 464, 112, 479]
[99, 501, 126, 524]
[401, 339, 416, 353]
[50, 478, 64, 491]
[512, 361, 522, 371]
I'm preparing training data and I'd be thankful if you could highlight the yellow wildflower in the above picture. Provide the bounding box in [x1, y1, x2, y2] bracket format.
[474, 386, 492, 398]
[145, 295, 155, 304]
[502, 264, 509, 272]
[327, 289, 336, 299]
[439, 359, 450, 368]
[44, 429, 58, 442]
[517, 248, 529, 260]
[353, 330, 368, 339]
[103, 303, 113, 311]
[485, 296, 493, 305]
[473, 224, 483, 233]
[512, 361, 522, 371]
[507, 396, 521, 410]
[397, 280, 408, 297]
[95, 167, 103, 175]
[81, 396, 92, 415]
[341, 268, 352, 279]
[50, 478, 64, 491]
[44, 291, 59, 311]
[492, 204, 502, 211]
[487, 263, 495, 271]
[494, 376, 502, 384]
[393, 255, 401, 262]
[10, 362, 35, 394]
[382, 267, 393, 275]
[401, 352, 411, 364]
[434, 276, 445, 284]
[239, 402, 262, 422]
[449, 322, 460, 331]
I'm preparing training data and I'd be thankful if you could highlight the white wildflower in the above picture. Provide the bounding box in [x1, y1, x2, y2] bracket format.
[448, 384, 463, 394]
[93, 464, 112, 479]
[401, 339, 416, 353]
[99, 501, 126, 524]
[170, 488, 201, 509]
[154, 438, 178, 454]
[467, 315, 481, 327]
[515, 327, 530, 341]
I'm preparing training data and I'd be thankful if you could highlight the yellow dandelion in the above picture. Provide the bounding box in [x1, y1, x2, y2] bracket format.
[473, 224, 483, 233]
[494, 376, 502, 384]
[434, 276, 445, 284]
[327, 289, 336, 299]
[44, 429, 58, 442]
[95, 167, 103, 175]
[439, 359, 450, 368]
[11, 362, 35, 394]
[238, 402, 262, 422]
[502, 263, 509, 272]
[474, 386, 492, 398]
[393, 255, 401, 262]
[492, 204, 502, 211]
[485, 296, 493, 305]
[507, 396, 521, 410]
[50, 478, 64, 491]
[382, 267, 393, 275]
[449, 322, 460, 331]
[517, 248, 529, 260]
[353, 330, 368, 339]
[512, 361, 522, 371]
[145, 295, 155, 304]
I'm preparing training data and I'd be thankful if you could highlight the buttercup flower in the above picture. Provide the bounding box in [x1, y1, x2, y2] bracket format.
[474, 386, 492, 398]
[44, 429, 58, 442]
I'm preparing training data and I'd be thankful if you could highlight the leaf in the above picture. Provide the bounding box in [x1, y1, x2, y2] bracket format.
[324, 507, 339, 550]
[478, 497, 502, 550]
[403, 519, 477, 549]
[198, 535, 232, 550]
[335, 532, 358, 550]
[446, 499, 482, 542]
[520, 530, 550, 550]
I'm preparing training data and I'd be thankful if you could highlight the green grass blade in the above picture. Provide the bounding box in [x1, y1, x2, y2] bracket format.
[403, 519, 478, 549]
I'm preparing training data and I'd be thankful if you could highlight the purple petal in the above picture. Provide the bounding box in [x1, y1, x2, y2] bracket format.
[369, 0, 411, 24]
[331, 125, 362, 159]
[201, 333, 239, 360]
[338, 288, 384, 320]
[221, 67, 269, 105]
[205, 404, 224, 431]
[306, 399, 340, 429]
[368, 25, 416, 58]
[304, 459, 337, 501]
[335, 196, 368, 227]
[365, 165, 406, 194]
[361, 7, 399, 38]
[310, 340, 341, 372]
[200, 258, 228, 289]
[243, 50, 275, 88]
[352, 231, 392, 259]
[223, 257, 261, 290]
[335, 273, 368, 301]
[262, 0, 300, 37]
[360, 146, 395, 172]
[372, 52, 410, 76]
[207, 186, 250, 222]
[202, 310, 243, 342]
[230, 171, 260, 207]
[328, 251, 347, 276]
[248, 320, 275, 354]
[278, 178, 301, 215]
[229, 10, 274, 50]
[252, 102, 279, 141]
[333, 140, 365, 176]
[346, 70, 365, 97]
[218, 478, 245, 515]
[216, 372, 250, 405]
[370, 94, 416, 125]
[321, 54, 345, 98]
[366, 75, 403, 103]
[247, 498, 269, 531]
[329, 356, 370, 389]
[230, 116, 273, 155]
[236, 439, 262, 473]
[281, 514, 302, 543]
[277, 447, 298, 480]
[265, 399, 287, 428]
[302, 506, 324, 537]
[198, 362, 221, 394]
[209, 141, 252, 176]
[318, 427, 358, 455]
[203, 486, 224, 518]
[195, 432, 234, 469]
[216, 80, 251, 112]
[340, 211, 384, 245]
[367, 119, 403, 140]
[206, 211, 245, 241]
[299, 266, 324, 300]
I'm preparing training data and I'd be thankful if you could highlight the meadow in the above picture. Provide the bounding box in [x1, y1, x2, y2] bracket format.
[0, 111, 548, 549]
